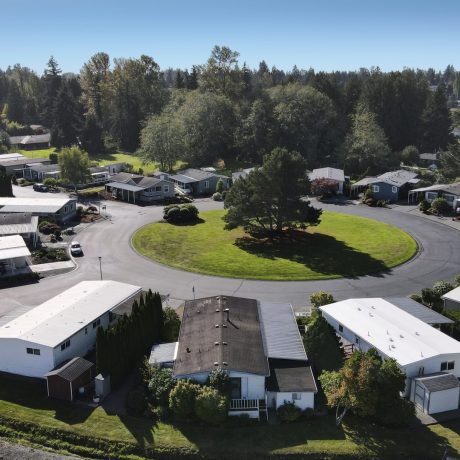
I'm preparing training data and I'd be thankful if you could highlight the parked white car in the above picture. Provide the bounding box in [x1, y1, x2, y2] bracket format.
[70, 241, 83, 256]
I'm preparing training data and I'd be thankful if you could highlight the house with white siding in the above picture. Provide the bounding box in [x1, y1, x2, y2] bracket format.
[0, 235, 31, 275]
[163, 296, 316, 419]
[0, 281, 142, 378]
[320, 298, 460, 415]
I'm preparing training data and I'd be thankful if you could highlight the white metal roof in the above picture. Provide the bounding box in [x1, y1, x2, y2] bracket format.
[442, 286, 460, 303]
[0, 197, 75, 214]
[0, 281, 142, 347]
[0, 153, 25, 161]
[0, 235, 31, 260]
[149, 342, 178, 365]
[258, 301, 307, 361]
[320, 298, 460, 367]
[309, 167, 345, 183]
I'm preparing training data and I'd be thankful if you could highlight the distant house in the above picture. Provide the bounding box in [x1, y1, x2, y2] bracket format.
[0, 157, 51, 176]
[0, 280, 142, 378]
[23, 163, 61, 181]
[419, 153, 439, 169]
[0, 197, 77, 222]
[320, 298, 460, 415]
[0, 213, 39, 248]
[105, 172, 174, 204]
[0, 235, 31, 276]
[308, 167, 346, 194]
[166, 169, 231, 195]
[0, 153, 26, 162]
[351, 170, 419, 202]
[408, 183, 460, 211]
[162, 296, 316, 419]
[8, 133, 51, 150]
[232, 167, 257, 182]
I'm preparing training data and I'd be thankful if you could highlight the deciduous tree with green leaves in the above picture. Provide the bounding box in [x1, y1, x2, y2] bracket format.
[58, 146, 91, 192]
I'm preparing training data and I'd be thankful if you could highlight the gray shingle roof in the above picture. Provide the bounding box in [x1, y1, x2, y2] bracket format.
[385, 298, 454, 325]
[174, 296, 269, 377]
[416, 373, 460, 392]
[46, 357, 94, 381]
[266, 359, 317, 392]
[172, 168, 230, 183]
[376, 170, 418, 187]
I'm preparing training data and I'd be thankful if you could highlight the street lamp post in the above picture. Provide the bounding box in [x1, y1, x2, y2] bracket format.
[98, 256, 103, 280]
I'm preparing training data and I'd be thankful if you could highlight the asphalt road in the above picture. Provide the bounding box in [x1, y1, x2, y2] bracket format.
[1, 186, 460, 316]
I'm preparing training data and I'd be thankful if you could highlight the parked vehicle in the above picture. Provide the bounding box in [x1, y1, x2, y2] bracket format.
[33, 183, 48, 192]
[70, 241, 83, 256]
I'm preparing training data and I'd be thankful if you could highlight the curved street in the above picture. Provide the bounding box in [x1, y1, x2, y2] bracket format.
[1, 189, 460, 316]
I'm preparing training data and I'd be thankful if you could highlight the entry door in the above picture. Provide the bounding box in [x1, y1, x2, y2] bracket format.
[229, 378, 241, 399]
[240, 377, 249, 399]
[414, 382, 426, 412]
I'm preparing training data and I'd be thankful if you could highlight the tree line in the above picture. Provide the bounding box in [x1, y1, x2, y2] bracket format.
[96, 290, 164, 387]
[0, 47, 458, 177]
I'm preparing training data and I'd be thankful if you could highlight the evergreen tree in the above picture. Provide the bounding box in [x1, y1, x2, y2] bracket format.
[6, 80, 24, 123]
[51, 83, 81, 148]
[41, 56, 62, 127]
[80, 113, 104, 155]
[0, 167, 13, 197]
[95, 326, 107, 374]
[174, 70, 185, 89]
[186, 66, 199, 90]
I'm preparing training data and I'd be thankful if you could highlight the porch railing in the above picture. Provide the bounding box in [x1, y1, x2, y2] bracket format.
[229, 399, 259, 411]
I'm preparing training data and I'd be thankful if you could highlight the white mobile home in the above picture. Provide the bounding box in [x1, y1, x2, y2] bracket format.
[0, 281, 142, 378]
[0, 197, 77, 222]
[0, 235, 31, 274]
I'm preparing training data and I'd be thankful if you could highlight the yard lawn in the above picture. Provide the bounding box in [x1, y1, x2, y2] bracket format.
[19, 148, 56, 159]
[132, 210, 417, 281]
[0, 375, 459, 459]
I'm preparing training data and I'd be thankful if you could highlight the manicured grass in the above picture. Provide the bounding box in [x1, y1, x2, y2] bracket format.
[0, 375, 459, 459]
[19, 148, 56, 159]
[132, 210, 417, 281]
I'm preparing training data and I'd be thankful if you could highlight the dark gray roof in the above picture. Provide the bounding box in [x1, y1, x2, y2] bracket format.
[46, 357, 94, 381]
[171, 168, 229, 183]
[266, 359, 317, 393]
[0, 157, 49, 168]
[9, 134, 51, 145]
[376, 170, 418, 187]
[416, 373, 460, 392]
[386, 298, 454, 325]
[27, 163, 60, 173]
[174, 296, 269, 377]
[109, 172, 144, 184]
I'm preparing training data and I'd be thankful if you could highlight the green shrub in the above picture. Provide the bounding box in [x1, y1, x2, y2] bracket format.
[376, 200, 386, 207]
[419, 199, 430, 213]
[430, 197, 450, 215]
[49, 152, 58, 164]
[194, 386, 228, 425]
[216, 178, 224, 193]
[302, 408, 315, 420]
[163, 204, 199, 224]
[409, 293, 423, 303]
[212, 192, 223, 201]
[43, 177, 57, 187]
[162, 307, 181, 341]
[76, 206, 84, 216]
[432, 280, 453, 298]
[208, 367, 230, 395]
[169, 380, 200, 418]
[363, 188, 373, 200]
[38, 221, 61, 235]
[455, 274, 460, 287]
[277, 401, 302, 423]
[147, 367, 176, 406]
[310, 291, 335, 309]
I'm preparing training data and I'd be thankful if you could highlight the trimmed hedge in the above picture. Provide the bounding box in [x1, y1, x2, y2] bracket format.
[163, 204, 199, 224]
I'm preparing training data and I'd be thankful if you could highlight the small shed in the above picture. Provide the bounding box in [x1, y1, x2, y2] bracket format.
[45, 357, 95, 402]
[410, 373, 460, 415]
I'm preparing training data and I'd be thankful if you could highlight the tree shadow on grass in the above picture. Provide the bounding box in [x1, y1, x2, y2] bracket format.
[118, 413, 156, 449]
[235, 231, 390, 279]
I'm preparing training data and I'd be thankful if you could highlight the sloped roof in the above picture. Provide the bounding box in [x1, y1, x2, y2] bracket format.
[309, 167, 345, 183]
[9, 134, 51, 145]
[171, 168, 230, 183]
[420, 153, 438, 161]
[109, 172, 144, 184]
[0, 235, 30, 260]
[174, 296, 269, 377]
[385, 297, 453, 325]
[410, 183, 460, 196]
[0, 197, 75, 214]
[320, 298, 460, 367]
[0, 213, 38, 236]
[377, 170, 418, 187]
[46, 357, 94, 381]
[266, 359, 317, 393]
[442, 286, 460, 303]
[415, 373, 460, 392]
[258, 301, 307, 361]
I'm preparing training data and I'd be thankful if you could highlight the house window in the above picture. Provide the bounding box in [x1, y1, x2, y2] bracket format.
[372, 185, 380, 193]
[392, 186, 398, 194]
[338, 324, 343, 333]
[26, 348, 40, 355]
[204, 180, 209, 189]
[155, 186, 162, 192]
[60, 340, 70, 351]
[292, 393, 301, 400]
[441, 361, 455, 371]
[93, 318, 101, 329]
[426, 192, 437, 202]
[164, 185, 169, 193]
[85, 327, 88, 335]
[355, 335, 360, 345]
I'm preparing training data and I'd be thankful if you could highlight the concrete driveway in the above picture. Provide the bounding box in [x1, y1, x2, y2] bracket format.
[1, 187, 460, 316]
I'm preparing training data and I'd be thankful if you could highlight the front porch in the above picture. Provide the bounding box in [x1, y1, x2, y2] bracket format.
[228, 397, 268, 421]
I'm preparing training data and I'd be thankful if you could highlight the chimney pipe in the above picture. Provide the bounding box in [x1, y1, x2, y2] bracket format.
[224, 308, 230, 321]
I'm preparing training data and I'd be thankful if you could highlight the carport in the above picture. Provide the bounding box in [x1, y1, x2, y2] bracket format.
[105, 182, 142, 203]
[410, 373, 460, 415]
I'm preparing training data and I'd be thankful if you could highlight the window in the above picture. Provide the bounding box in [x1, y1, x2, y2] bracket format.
[338, 324, 343, 333]
[372, 185, 380, 193]
[27, 348, 40, 355]
[93, 318, 101, 329]
[229, 378, 242, 399]
[355, 335, 360, 345]
[441, 361, 455, 371]
[60, 340, 70, 351]
[292, 393, 301, 400]
[155, 186, 162, 192]
[85, 327, 88, 335]
[392, 186, 398, 194]
[164, 185, 169, 193]
[204, 180, 209, 189]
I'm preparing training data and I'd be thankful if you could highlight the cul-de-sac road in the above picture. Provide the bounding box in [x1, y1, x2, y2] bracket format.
[1, 186, 460, 318]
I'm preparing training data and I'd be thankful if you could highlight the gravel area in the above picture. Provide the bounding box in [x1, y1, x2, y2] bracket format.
[0, 439, 81, 459]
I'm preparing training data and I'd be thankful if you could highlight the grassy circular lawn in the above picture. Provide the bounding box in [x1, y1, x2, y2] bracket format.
[132, 210, 417, 281]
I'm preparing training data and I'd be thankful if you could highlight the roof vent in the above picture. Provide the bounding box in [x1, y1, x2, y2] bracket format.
[415, 331, 420, 336]
[215, 309, 220, 312]
[222, 324, 227, 328]
[214, 342, 220, 346]
[371, 305, 376, 309]
[215, 324, 220, 328]
[391, 345, 396, 349]
[222, 362, 228, 366]
[369, 312, 373, 317]
[357, 307, 362, 311]
[400, 334, 404, 338]
[222, 297, 228, 301]
[214, 362, 219, 366]
[186, 347, 191, 353]
[222, 341, 228, 346]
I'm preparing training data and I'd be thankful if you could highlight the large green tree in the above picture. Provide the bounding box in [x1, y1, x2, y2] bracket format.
[224, 148, 322, 235]
[344, 102, 393, 175]
[0, 167, 13, 197]
[58, 146, 91, 191]
[319, 349, 413, 426]
[440, 143, 460, 179]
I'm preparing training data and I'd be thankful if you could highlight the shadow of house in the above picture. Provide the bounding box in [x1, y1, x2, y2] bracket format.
[234, 232, 389, 278]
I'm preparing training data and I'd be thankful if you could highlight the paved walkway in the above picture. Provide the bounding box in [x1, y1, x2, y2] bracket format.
[30, 260, 75, 275]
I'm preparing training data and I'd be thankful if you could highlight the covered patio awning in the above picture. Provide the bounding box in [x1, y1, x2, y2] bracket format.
[105, 182, 144, 192]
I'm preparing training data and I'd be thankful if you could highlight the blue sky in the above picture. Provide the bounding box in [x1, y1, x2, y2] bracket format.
[2, 0, 459, 74]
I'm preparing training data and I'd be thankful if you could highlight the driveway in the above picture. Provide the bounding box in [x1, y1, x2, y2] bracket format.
[1, 188, 460, 316]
